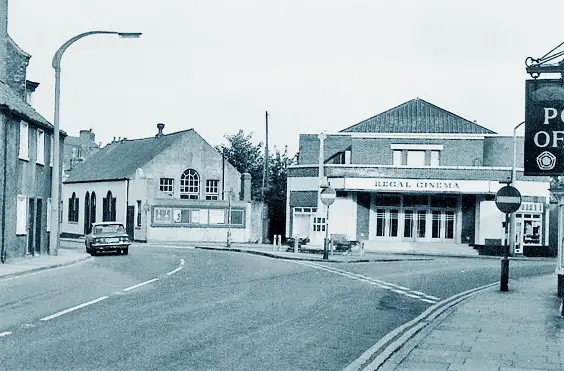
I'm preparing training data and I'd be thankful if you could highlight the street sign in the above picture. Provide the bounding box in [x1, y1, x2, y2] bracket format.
[525, 79, 564, 175]
[320, 187, 336, 206]
[495, 186, 522, 213]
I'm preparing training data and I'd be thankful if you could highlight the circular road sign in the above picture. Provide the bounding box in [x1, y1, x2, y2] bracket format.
[320, 187, 336, 206]
[495, 185, 522, 214]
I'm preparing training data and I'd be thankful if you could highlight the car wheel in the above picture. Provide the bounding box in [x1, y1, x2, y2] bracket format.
[123, 248, 129, 255]
[89, 244, 97, 256]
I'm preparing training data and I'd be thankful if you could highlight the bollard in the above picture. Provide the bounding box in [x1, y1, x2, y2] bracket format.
[294, 235, 299, 253]
[277, 235, 281, 251]
[359, 241, 364, 257]
[272, 235, 277, 250]
[500, 256, 509, 292]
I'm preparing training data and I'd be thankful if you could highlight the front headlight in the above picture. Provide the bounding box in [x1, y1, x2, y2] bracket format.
[120, 236, 129, 242]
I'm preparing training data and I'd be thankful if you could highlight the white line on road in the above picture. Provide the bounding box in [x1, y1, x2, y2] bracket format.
[39, 296, 109, 321]
[166, 258, 185, 276]
[295, 261, 440, 304]
[122, 278, 159, 292]
[0, 331, 12, 337]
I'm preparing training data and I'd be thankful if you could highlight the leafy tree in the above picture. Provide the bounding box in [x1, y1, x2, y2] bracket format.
[217, 131, 297, 240]
[216, 130, 264, 200]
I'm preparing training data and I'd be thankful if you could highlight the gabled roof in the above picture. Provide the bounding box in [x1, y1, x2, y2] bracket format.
[65, 129, 193, 183]
[340, 98, 496, 134]
[0, 80, 53, 130]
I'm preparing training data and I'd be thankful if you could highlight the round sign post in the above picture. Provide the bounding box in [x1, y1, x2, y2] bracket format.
[320, 187, 336, 259]
[495, 185, 522, 214]
[495, 185, 522, 292]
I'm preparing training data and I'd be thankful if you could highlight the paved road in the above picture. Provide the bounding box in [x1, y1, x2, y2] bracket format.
[0, 246, 556, 371]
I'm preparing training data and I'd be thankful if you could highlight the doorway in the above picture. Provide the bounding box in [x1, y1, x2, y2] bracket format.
[403, 209, 427, 241]
[35, 199, 42, 254]
[27, 198, 35, 255]
[126, 206, 135, 239]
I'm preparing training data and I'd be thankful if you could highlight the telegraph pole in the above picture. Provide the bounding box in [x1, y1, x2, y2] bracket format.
[261, 111, 269, 243]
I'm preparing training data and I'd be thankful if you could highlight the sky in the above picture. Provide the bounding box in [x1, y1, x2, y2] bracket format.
[8, 0, 564, 156]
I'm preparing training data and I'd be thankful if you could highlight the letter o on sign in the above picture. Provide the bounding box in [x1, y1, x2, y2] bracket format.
[320, 187, 336, 206]
[495, 186, 522, 214]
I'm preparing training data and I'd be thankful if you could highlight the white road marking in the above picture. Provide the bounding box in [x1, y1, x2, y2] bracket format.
[0, 331, 12, 337]
[420, 298, 438, 304]
[166, 258, 185, 276]
[295, 261, 440, 304]
[122, 278, 159, 292]
[40, 296, 109, 321]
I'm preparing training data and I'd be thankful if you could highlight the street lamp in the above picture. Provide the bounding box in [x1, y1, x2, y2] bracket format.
[223, 189, 233, 247]
[510, 121, 525, 257]
[49, 31, 141, 255]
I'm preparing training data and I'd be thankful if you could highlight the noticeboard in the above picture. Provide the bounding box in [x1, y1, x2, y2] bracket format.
[525, 79, 564, 176]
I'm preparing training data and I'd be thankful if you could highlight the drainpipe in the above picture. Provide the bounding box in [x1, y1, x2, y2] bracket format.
[1, 115, 7, 263]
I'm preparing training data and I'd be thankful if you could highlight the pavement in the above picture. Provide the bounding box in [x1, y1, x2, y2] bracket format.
[1, 239, 562, 371]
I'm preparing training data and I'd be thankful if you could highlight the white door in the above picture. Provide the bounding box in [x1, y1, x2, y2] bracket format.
[293, 214, 311, 239]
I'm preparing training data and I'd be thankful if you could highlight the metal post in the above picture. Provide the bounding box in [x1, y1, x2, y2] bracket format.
[500, 213, 510, 292]
[323, 205, 329, 260]
[227, 190, 232, 247]
[294, 235, 299, 253]
[510, 121, 525, 256]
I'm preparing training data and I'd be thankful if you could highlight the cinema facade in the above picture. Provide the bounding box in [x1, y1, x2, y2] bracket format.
[286, 98, 554, 255]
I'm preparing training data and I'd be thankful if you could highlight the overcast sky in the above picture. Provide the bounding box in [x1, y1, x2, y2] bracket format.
[8, 1, 564, 155]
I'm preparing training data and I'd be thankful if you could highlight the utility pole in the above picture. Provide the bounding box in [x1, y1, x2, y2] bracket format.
[261, 111, 269, 243]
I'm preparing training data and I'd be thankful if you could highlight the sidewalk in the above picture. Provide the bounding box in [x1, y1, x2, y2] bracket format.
[0, 248, 91, 280]
[380, 274, 564, 371]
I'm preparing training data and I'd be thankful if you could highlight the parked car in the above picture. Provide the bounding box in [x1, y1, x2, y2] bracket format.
[85, 222, 130, 256]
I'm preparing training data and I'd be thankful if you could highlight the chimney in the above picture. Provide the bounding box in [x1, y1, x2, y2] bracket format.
[0, 0, 8, 83]
[241, 173, 252, 202]
[156, 123, 165, 138]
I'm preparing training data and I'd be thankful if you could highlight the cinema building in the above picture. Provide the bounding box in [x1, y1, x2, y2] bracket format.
[286, 98, 553, 255]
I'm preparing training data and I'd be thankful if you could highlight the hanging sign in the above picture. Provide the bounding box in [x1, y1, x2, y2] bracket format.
[525, 79, 564, 175]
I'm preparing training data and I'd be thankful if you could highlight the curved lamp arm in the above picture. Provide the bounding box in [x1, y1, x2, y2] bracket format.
[52, 31, 142, 70]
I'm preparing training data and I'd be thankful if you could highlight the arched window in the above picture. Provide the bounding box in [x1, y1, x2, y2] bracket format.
[90, 192, 96, 225]
[84, 192, 90, 234]
[68, 192, 79, 222]
[103, 191, 116, 221]
[180, 169, 200, 199]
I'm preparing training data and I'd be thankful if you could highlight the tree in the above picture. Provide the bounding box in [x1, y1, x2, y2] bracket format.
[216, 130, 264, 200]
[218, 131, 297, 240]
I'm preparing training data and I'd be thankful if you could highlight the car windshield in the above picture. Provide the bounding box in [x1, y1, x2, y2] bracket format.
[93, 224, 125, 234]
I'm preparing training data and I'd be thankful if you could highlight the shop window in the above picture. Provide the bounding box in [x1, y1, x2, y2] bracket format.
[445, 211, 455, 239]
[229, 209, 244, 225]
[376, 209, 385, 237]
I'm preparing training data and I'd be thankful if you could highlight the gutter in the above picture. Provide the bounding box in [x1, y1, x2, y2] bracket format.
[1, 113, 7, 263]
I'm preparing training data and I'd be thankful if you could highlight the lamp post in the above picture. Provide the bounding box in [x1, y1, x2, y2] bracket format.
[510, 121, 525, 257]
[49, 31, 141, 256]
[223, 189, 233, 247]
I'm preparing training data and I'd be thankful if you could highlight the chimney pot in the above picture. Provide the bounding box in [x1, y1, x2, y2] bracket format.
[156, 123, 165, 138]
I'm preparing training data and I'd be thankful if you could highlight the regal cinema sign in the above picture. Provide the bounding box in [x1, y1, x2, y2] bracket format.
[525, 79, 564, 175]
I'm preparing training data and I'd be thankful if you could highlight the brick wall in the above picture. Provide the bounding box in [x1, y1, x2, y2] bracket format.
[298, 134, 352, 165]
[5, 38, 29, 100]
[483, 136, 523, 167]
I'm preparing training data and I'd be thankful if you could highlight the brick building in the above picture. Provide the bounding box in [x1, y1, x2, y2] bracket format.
[287, 98, 552, 255]
[62, 128, 100, 180]
[0, 0, 65, 262]
[61, 124, 264, 244]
